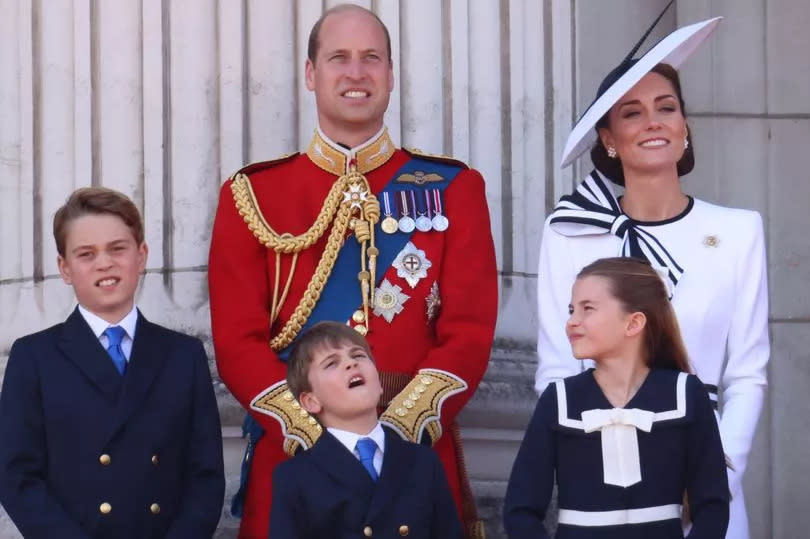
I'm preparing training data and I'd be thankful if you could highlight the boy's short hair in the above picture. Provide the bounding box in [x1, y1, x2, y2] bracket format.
[286, 321, 373, 398]
[53, 187, 144, 256]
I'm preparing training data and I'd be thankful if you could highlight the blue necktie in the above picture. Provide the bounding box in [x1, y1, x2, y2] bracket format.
[355, 438, 378, 482]
[103, 326, 127, 376]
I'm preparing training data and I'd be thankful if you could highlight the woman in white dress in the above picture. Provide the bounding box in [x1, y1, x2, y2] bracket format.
[534, 13, 769, 539]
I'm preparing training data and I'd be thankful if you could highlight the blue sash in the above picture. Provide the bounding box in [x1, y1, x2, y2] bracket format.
[280, 156, 462, 358]
[231, 156, 463, 516]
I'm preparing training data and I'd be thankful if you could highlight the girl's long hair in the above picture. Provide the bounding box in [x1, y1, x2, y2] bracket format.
[576, 257, 691, 372]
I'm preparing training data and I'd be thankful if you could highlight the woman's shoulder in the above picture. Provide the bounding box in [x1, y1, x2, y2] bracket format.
[690, 198, 763, 228]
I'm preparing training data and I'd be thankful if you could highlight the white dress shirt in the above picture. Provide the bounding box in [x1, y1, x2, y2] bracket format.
[78, 304, 139, 362]
[327, 422, 386, 476]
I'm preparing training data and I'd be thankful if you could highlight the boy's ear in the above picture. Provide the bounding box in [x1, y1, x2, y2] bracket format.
[625, 311, 647, 338]
[298, 391, 322, 415]
[137, 242, 149, 273]
[57, 255, 72, 285]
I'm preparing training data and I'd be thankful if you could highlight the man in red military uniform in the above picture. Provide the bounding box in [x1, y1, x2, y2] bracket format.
[208, 4, 497, 538]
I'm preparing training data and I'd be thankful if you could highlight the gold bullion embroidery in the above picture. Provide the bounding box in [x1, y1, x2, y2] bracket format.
[396, 171, 444, 185]
[307, 128, 396, 176]
[379, 369, 467, 445]
[250, 381, 323, 456]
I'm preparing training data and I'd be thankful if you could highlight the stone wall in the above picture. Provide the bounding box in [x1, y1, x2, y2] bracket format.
[3, 1, 810, 538]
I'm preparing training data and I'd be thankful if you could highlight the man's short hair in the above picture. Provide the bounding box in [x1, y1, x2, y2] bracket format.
[307, 4, 392, 65]
[53, 187, 144, 257]
[286, 321, 373, 399]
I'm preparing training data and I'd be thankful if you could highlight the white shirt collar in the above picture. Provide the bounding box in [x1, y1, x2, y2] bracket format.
[327, 421, 386, 456]
[78, 304, 139, 341]
[316, 124, 387, 159]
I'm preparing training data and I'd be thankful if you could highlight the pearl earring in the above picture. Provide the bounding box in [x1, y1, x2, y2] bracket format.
[683, 137, 689, 151]
[607, 146, 617, 159]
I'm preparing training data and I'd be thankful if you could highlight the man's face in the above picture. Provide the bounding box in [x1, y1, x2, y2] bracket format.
[57, 213, 148, 324]
[305, 9, 394, 145]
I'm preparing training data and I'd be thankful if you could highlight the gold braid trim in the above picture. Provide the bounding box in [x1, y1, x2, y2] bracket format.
[230, 173, 345, 254]
[230, 170, 379, 350]
[250, 381, 323, 457]
[379, 368, 468, 445]
[269, 201, 352, 350]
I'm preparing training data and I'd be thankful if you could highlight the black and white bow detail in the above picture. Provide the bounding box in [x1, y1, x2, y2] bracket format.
[549, 170, 684, 290]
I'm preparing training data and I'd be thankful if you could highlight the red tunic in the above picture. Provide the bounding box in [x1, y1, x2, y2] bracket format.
[208, 137, 497, 538]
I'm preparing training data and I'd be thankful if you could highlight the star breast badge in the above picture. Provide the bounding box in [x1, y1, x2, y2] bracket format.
[374, 279, 410, 323]
[392, 242, 432, 288]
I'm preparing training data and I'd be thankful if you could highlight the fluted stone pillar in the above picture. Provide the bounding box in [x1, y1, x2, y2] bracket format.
[3, 1, 810, 538]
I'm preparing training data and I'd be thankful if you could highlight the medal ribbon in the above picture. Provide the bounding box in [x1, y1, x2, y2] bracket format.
[382, 191, 393, 217]
[399, 191, 410, 218]
[433, 188, 444, 216]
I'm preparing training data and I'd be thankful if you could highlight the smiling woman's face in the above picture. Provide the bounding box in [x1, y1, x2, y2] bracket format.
[598, 72, 687, 177]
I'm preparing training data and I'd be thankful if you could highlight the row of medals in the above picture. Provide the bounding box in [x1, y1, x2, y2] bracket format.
[379, 189, 449, 235]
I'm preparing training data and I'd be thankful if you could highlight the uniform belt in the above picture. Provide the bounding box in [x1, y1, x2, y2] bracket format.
[558, 504, 682, 527]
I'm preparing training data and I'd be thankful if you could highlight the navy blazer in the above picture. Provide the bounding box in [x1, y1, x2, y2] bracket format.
[0, 308, 225, 539]
[269, 426, 463, 539]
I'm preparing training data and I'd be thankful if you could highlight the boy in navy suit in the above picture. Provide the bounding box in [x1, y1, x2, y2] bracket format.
[269, 321, 463, 539]
[0, 187, 225, 538]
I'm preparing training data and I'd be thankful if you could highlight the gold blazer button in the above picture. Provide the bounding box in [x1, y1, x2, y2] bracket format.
[99, 454, 111, 466]
[363, 525, 373, 537]
[399, 524, 409, 536]
[150, 503, 161, 514]
[99, 502, 112, 514]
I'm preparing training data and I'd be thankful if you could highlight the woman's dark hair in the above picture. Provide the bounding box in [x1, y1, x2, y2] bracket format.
[590, 63, 695, 186]
[576, 257, 691, 373]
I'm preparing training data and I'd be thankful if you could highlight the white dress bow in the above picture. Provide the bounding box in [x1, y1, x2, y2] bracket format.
[581, 407, 655, 487]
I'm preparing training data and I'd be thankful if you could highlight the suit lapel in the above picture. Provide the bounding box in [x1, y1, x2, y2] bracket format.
[310, 431, 375, 493]
[105, 311, 166, 442]
[57, 307, 123, 403]
[365, 427, 416, 523]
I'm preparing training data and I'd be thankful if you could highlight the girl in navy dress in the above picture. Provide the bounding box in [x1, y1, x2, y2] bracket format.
[505, 257, 729, 538]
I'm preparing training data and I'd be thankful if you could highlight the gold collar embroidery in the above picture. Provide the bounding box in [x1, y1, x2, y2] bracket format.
[306, 127, 396, 175]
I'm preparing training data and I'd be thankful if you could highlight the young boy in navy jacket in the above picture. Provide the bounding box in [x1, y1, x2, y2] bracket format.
[0, 187, 225, 538]
[269, 321, 463, 539]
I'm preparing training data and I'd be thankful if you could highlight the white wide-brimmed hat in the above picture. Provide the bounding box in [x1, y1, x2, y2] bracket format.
[560, 7, 722, 169]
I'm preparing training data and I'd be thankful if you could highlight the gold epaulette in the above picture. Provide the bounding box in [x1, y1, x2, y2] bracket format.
[250, 381, 323, 456]
[403, 147, 469, 170]
[228, 153, 299, 180]
[379, 369, 467, 445]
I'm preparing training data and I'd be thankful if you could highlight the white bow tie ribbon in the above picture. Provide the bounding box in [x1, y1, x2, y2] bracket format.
[582, 407, 655, 488]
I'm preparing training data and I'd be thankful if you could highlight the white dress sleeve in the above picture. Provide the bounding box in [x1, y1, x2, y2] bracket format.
[719, 211, 770, 498]
[534, 218, 582, 395]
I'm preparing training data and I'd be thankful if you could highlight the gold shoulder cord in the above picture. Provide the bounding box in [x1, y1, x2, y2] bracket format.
[230, 167, 380, 350]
